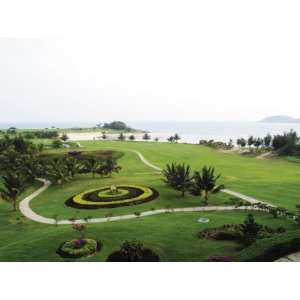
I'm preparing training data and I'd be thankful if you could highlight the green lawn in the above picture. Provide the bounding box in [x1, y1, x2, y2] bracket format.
[0, 209, 297, 262]
[1, 140, 300, 261]
[79, 141, 300, 211]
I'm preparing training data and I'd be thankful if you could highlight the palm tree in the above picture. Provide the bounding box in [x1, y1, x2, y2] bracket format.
[45, 158, 70, 185]
[21, 156, 42, 183]
[162, 163, 192, 197]
[97, 157, 121, 177]
[0, 171, 26, 211]
[190, 166, 224, 205]
[82, 157, 103, 178]
[65, 157, 83, 179]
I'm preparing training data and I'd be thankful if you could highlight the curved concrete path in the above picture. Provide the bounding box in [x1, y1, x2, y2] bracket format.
[19, 148, 271, 225]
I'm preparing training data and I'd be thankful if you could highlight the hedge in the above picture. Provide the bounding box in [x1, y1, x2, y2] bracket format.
[236, 230, 300, 262]
[66, 185, 159, 209]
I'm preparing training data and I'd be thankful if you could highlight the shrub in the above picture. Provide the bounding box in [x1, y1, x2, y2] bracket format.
[236, 230, 300, 262]
[106, 240, 160, 262]
[207, 256, 234, 262]
[240, 214, 262, 246]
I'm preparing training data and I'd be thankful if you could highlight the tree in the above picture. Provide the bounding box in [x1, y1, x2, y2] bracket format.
[118, 133, 126, 141]
[101, 132, 107, 140]
[272, 130, 299, 155]
[154, 137, 159, 142]
[52, 139, 63, 149]
[97, 157, 121, 177]
[190, 166, 224, 205]
[162, 163, 192, 197]
[173, 133, 181, 143]
[0, 171, 26, 211]
[237, 138, 246, 148]
[7, 127, 17, 135]
[45, 158, 70, 185]
[142, 133, 151, 141]
[61, 133, 69, 142]
[253, 137, 263, 149]
[167, 136, 175, 143]
[21, 156, 43, 183]
[103, 121, 128, 130]
[247, 136, 254, 147]
[240, 214, 262, 245]
[129, 135, 135, 141]
[263, 134, 272, 148]
[82, 157, 103, 178]
[65, 157, 83, 179]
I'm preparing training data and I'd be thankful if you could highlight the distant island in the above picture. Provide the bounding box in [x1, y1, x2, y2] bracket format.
[261, 115, 300, 123]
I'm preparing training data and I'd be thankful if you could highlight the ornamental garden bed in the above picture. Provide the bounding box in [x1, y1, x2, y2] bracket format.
[65, 185, 159, 209]
[57, 238, 102, 259]
[198, 224, 286, 242]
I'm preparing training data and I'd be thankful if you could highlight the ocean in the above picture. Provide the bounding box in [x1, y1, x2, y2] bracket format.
[1, 121, 300, 144]
[128, 121, 300, 144]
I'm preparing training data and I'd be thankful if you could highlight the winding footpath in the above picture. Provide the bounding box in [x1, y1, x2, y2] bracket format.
[19, 148, 272, 225]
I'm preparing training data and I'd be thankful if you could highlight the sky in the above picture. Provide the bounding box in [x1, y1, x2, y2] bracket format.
[1, 1, 300, 123]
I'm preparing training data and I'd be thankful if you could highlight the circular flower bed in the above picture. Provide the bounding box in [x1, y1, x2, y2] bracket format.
[66, 185, 159, 209]
[57, 239, 102, 259]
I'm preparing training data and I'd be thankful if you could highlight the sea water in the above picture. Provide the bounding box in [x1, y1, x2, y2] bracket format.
[1, 121, 300, 144]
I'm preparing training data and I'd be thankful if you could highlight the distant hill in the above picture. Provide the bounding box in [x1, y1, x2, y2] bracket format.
[261, 115, 300, 123]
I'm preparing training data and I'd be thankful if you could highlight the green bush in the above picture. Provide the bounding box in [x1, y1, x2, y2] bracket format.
[236, 230, 300, 262]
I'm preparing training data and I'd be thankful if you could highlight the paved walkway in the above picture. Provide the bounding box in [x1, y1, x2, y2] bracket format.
[19, 148, 271, 225]
[19, 182, 260, 225]
[276, 252, 300, 262]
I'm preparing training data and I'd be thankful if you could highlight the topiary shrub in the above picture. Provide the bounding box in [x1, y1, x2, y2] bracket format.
[65, 185, 159, 209]
[57, 239, 102, 259]
[106, 240, 160, 262]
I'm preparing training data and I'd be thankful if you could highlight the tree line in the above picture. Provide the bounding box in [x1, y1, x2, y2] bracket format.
[236, 130, 300, 155]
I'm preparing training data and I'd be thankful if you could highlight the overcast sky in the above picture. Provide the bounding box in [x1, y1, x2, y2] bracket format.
[1, 1, 300, 123]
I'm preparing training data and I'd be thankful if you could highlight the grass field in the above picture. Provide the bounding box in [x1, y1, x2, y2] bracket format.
[1, 140, 300, 261]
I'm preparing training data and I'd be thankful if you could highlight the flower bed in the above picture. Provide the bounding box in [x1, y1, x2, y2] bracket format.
[198, 224, 286, 241]
[65, 185, 159, 209]
[57, 239, 102, 259]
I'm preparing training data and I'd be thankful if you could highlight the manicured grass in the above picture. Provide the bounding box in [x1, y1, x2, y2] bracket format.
[79, 141, 300, 211]
[0, 210, 297, 262]
[1, 140, 300, 261]
[30, 150, 234, 220]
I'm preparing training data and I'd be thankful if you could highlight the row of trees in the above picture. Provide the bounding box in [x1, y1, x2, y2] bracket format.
[162, 163, 224, 205]
[199, 139, 234, 150]
[99, 132, 181, 143]
[236, 130, 300, 155]
[23, 130, 59, 139]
